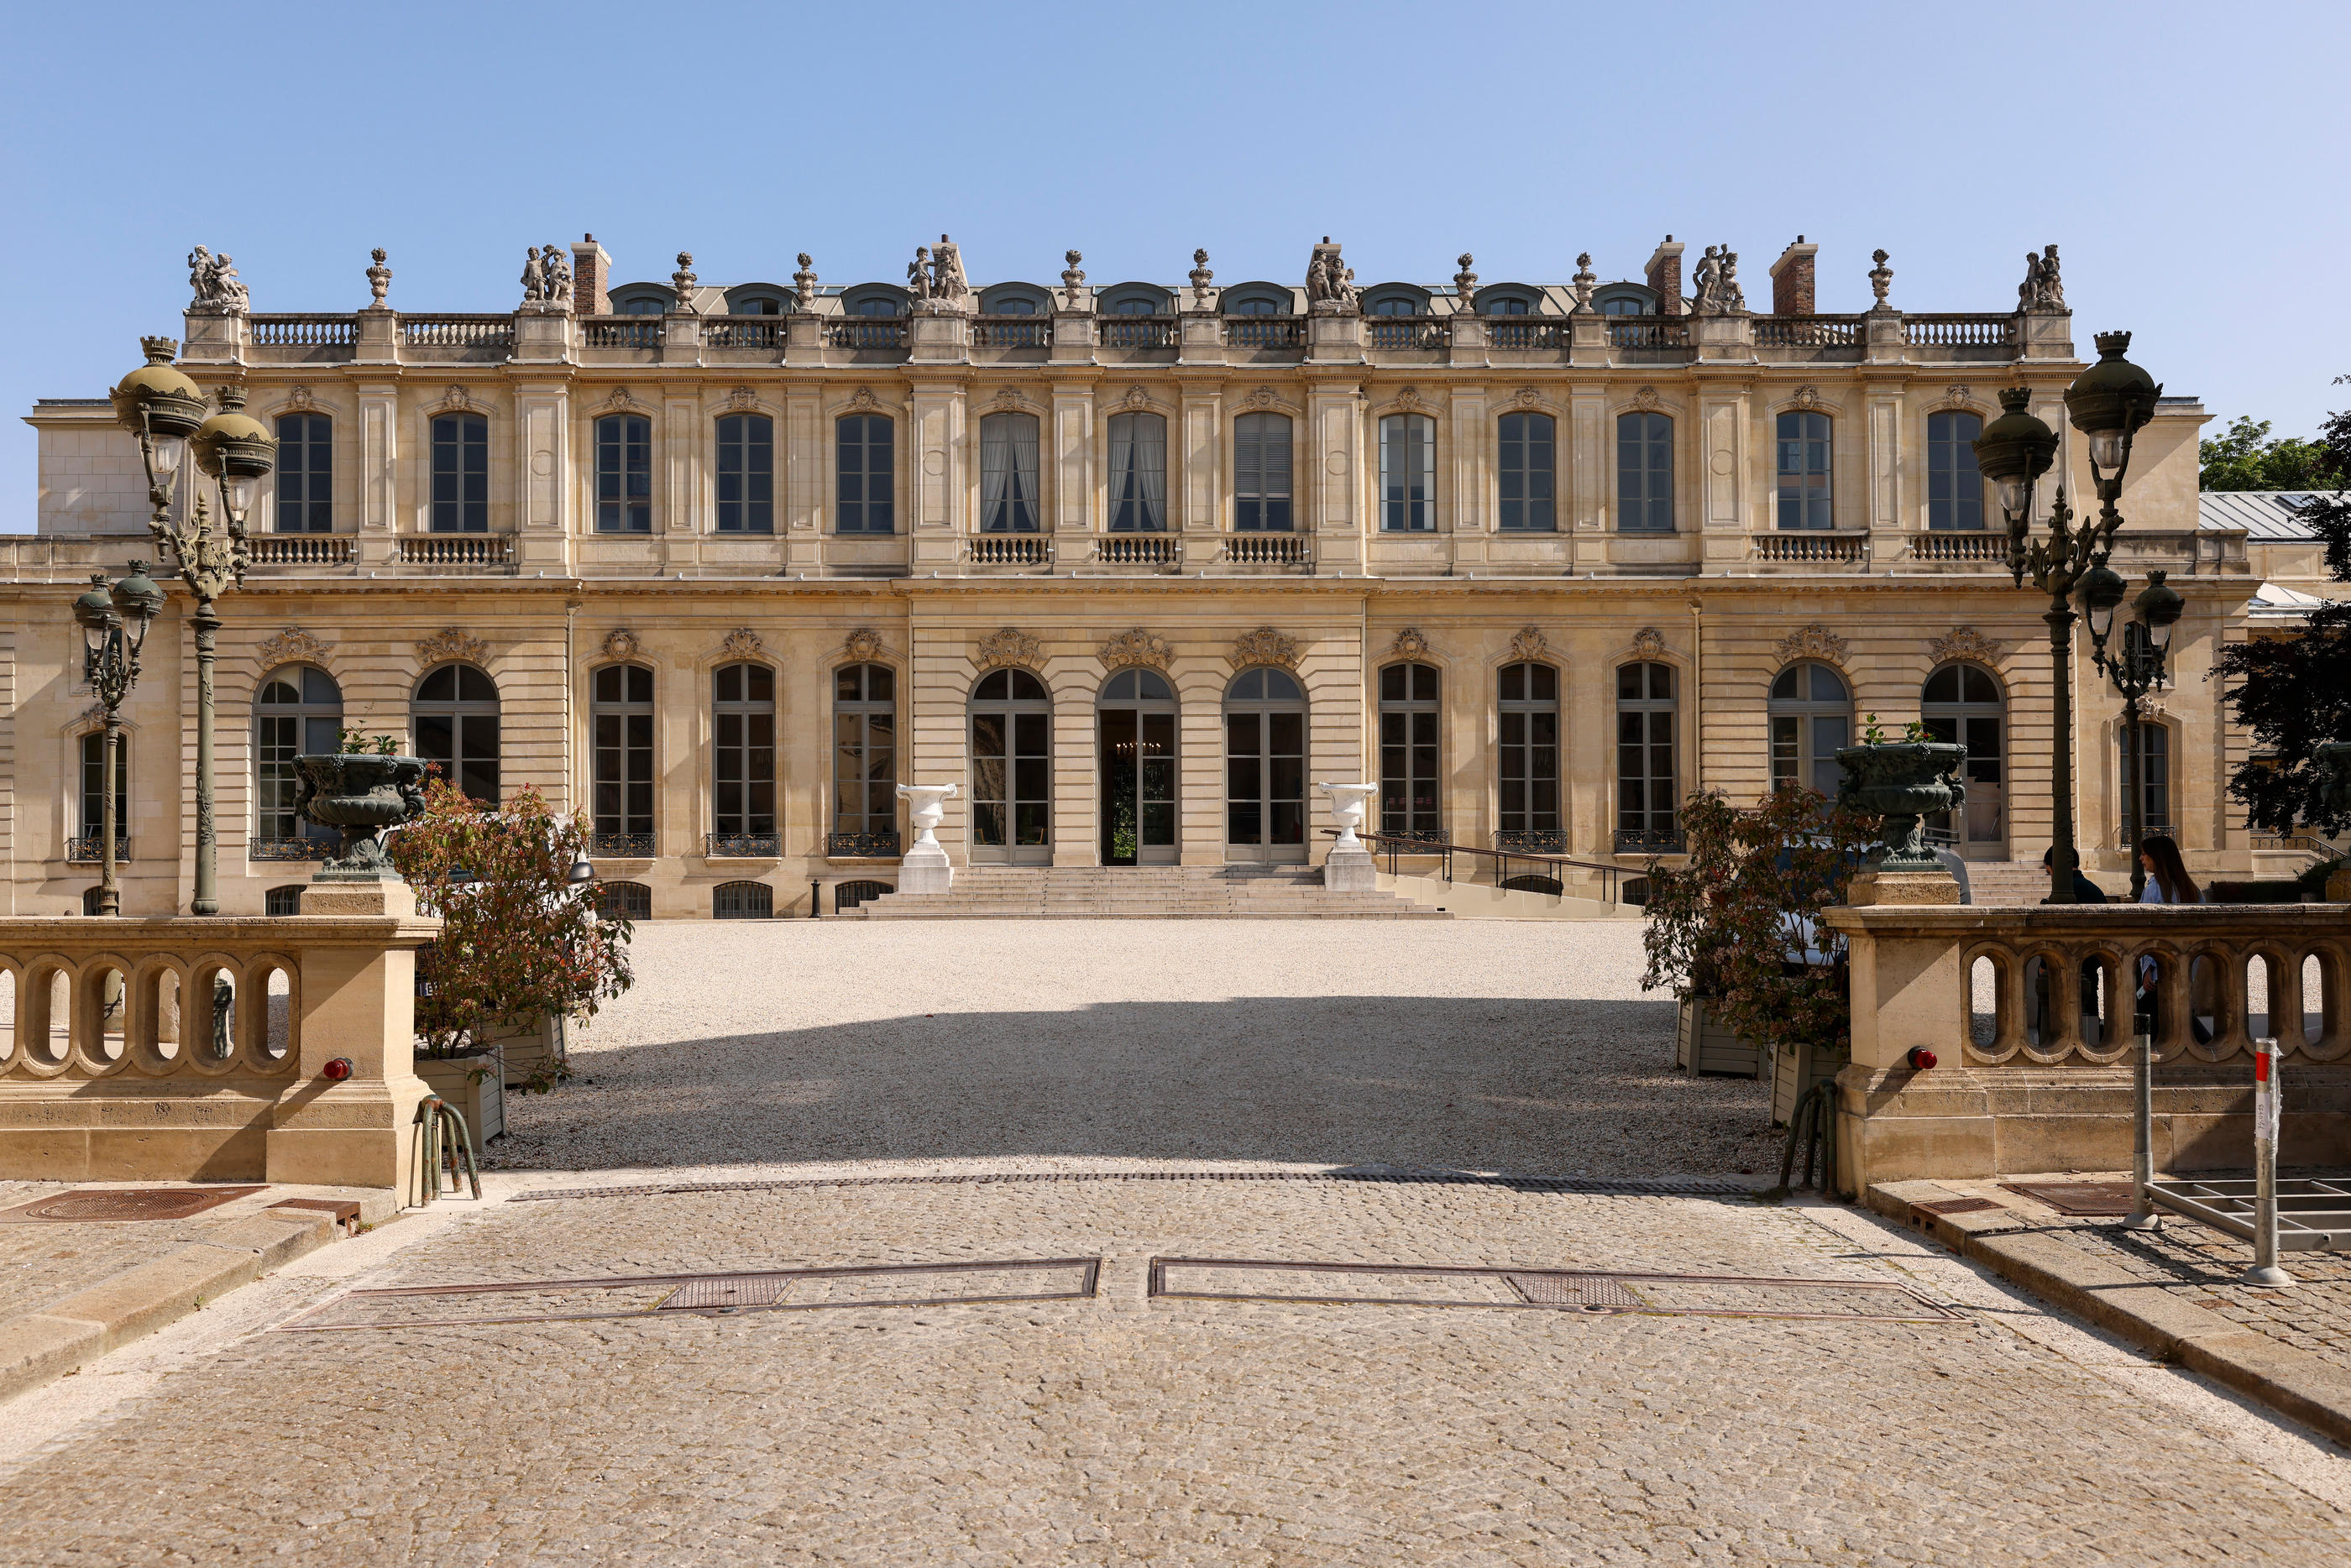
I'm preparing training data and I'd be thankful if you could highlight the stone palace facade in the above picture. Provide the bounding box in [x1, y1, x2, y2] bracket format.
[3, 233, 2312, 917]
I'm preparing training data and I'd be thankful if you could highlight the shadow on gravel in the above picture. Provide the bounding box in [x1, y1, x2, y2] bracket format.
[490, 995, 1781, 1177]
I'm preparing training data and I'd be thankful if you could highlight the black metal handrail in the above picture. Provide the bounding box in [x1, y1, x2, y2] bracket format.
[1333, 829, 1636, 904]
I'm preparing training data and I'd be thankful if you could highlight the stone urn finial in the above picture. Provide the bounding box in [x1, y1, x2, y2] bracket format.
[1317, 782, 1379, 850]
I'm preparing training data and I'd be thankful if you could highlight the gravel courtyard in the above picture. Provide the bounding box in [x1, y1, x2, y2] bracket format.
[492, 917, 1782, 1179]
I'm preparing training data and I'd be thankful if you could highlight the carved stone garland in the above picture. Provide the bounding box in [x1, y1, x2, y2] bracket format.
[1389, 628, 1432, 661]
[1631, 385, 1662, 412]
[1788, 384, 1823, 411]
[1773, 624, 1849, 667]
[1630, 627, 1667, 661]
[602, 629, 641, 660]
[720, 628, 763, 660]
[1928, 626, 2003, 666]
[416, 628, 489, 666]
[255, 627, 330, 668]
[1230, 627, 1301, 672]
[976, 626, 1045, 670]
[1509, 626, 1550, 662]
[842, 628, 888, 663]
[1097, 628, 1173, 672]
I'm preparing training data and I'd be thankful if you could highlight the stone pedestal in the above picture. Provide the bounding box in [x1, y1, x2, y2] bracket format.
[1323, 849, 1376, 891]
[299, 879, 416, 917]
[1846, 870, 1961, 907]
[898, 842, 952, 895]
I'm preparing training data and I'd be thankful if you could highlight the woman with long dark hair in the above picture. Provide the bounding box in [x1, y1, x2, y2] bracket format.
[2136, 833, 2210, 1043]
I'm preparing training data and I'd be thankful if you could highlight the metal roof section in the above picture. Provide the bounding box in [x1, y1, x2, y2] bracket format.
[2200, 490, 2338, 540]
[2246, 579, 2336, 621]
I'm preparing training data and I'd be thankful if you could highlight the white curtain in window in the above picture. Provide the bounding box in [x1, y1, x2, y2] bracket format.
[1108, 411, 1166, 531]
[981, 412, 1039, 532]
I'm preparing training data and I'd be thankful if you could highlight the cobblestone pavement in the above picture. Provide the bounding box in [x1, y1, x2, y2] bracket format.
[495, 920, 1785, 1179]
[5, 1172, 2351, 1565]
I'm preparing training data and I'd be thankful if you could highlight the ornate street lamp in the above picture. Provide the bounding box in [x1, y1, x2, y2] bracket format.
[111, 340, 274, 916]
[2087, 568, 2185, 900]
[1971, 332, 2161, 904]
[70, 562, 165, 915]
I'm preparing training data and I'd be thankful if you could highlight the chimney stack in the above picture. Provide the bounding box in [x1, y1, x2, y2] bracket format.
[1644, 237, 1685, 316]
[571, 233, 612, 316]
[1770, 236, 1819, 316]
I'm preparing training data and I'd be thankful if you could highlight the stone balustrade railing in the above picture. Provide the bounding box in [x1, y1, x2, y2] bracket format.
[0, 910, 439, 1194]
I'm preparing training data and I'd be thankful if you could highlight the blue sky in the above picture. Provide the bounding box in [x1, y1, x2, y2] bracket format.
[4, 0, 2345, 529]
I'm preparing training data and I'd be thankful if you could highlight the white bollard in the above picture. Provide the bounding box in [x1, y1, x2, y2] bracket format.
[2123, 1023, 2160, 1231]
[2244, 1037, 2293, 1288]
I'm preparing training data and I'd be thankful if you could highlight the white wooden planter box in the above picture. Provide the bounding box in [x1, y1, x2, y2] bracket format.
[1768, 1039, 1846, 1128]
[1675, 996, 1764, 1079]
[415, 1049, 505, 1152]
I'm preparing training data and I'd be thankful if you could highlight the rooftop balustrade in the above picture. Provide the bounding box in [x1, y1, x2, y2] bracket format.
[1099, 317, 1178, 350]
[1367, 318, 1447, 351]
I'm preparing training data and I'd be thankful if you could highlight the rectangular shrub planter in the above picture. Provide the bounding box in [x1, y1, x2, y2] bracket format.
[415, 1050, 505, 1152]
[1675, 996, 1764, 1079]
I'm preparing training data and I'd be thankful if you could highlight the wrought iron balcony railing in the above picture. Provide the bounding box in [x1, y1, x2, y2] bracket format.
[705, 832, 781, 859]
[1493, 829, 1568, 853]
[826, 830, 902, 859]
[1614, 828, 1686, 855]
[250, 836, 332, 862]
[590, 831, 656, 857]
[65, 836, 131, 864]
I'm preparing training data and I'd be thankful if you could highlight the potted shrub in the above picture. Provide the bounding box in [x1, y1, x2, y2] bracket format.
[389, 779, 636, 1151]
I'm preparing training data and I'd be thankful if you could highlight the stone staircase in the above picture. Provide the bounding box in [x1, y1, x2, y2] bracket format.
[851, 865, 1449, 919]
[1963, 859, 2127, 906]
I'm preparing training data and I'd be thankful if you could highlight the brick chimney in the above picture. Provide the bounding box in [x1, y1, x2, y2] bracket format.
[1644, 237, 1685, 316]
[571, 233, 612, 316]
[1769, 237, 1819, 316]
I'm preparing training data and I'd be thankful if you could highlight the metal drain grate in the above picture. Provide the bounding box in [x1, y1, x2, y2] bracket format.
[1506, 1273, 1645, 1309]
[0, 1186, 267, 1224]
[1916, 1198, 2007, 1216]
[660, 1276, 794, 1311]
[276, 1257, 1101, 1332]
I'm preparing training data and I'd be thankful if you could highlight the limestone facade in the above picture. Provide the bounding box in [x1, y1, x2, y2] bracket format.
[1, 234, 2302, 918]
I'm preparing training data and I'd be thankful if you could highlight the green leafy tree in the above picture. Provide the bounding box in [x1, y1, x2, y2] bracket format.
[2200, 415, 2339, 494]
[2215, 381, 2351, 830]
[388, 778, 634, 1062]
[1640, 787, 1881, 1058]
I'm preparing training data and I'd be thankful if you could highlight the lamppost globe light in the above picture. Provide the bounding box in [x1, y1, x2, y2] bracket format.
[568, 854, 596, 887]
[1971, 387, 2060, 520]
[72, 576, 119, 656]
[109, 337, 207, 477]
[2077, 562, 2128, 645]
[2063, 331, 2162, 488]
[110, 560, 165, 657]
[191, 386, 276, 523]
[2135, 568, 2185, 652]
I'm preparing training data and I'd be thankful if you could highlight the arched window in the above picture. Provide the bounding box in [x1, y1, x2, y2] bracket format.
[595, 881, 652, 920]
[76, 731, 128, 860]
[590, 664, 654, 855]
[620, 296, 667, 316]
[275, 413, 331, 535]
[1112, 298, 1156, 316]
[1922, 662, 2005, 856]
[2123, 721, 2171, 834]
[1615, 662, 1678, 852]
[1497, 661, 1562, 849]
[1600, 296, 1647, 316]
[429, 413, 488, 534]
[1380, 414, 1435, 532]
[414, 664, 500, 803]
[595, 413, 652, 534]
[994, 298, 1036, 316]
[1379, 662, 1441, 839]
[1225, 667, 1307, 861]
[832, 663, 898, 855]
[1497, 412, 1555, 532]
[1484, 296, 1530, 316]
[715, 414, 773, 534]
[1617, 411, 1673, 533]
[254, 665, 343, 855]
[1107, 411, 1167, 532]
[971, 668, 1051, 862]
[1235, 412, 1292, 532]
[1767, 662, 1850, 794]
[1775, 410, 1833, 531]
[980, 411, 1041, 533]
[264, 885, 305, 917]
[1099, 666, 1176, 865]
[856, 297, 898, 317]
[836, 415, 894, 534]
[1228, 295, 1281, 316]
[711, 663, 776, 853]
[1369, 297, 1420, 316]
[1928, 410, 1986, 531]
[713, 881, 772, 918]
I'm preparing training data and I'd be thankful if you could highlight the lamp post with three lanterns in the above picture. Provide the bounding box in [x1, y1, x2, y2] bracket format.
[69, 562, 165, 916]
[106, 337, 276, 916]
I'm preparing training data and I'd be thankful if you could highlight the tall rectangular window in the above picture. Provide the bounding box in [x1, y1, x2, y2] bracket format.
[980, 411, 1041, 532]
[1234, 412, 1293, 531]
[715, 414, 773, 534]
[836, 416, 894, 534]
[79, 731, 128, 846]
[274, 413, 332, 534]
[1107, 411, 1167, 532]
[1497, 412, 1555, 531]
[1380, 413, 1435, 532]
[1928, 410, 1986, 531]
[712, 663, 776, 837]
[833, 663, 898, 844]
[2124, 724, 2170, 831]
[1775, 410, 1833, 531]
[429, 413, 488, 533]
[595, 414, 652, 534]
[1616, 410, 1674, 532]
[591, 663, 655, 849]
[1615, 661, 1678, 850]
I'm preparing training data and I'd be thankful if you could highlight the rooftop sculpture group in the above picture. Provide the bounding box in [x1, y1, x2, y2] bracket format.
[186, 246, 249, 312]
[2021, 244, 2066, 311]
[519, 244, 573, 307]
[907, 234, 970, 311]
[1690, 244, 1746, 315]
[1305, 238, 1359, 312]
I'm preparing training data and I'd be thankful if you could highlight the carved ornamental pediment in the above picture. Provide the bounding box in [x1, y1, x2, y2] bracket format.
[1230, 627, 1301, 671]
[1097, 628, 1173, 671]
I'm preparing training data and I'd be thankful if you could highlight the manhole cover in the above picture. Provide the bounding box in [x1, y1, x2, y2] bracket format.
[659, 1276, 794, 1311]
[1999, 1182, 2139, 1216]
[0, 1187, 266, 1224]
[1506, 1273, 1645, 1309]
[1917, 1198, 2006, 1216]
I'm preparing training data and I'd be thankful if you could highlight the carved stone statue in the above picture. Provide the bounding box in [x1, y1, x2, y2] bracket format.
[670, 251, 698, 311]
[1060, 249, 1086, 309]
[365, 248, 391, 311]
[1306, 238, 1358, 313]
[906, 245, 934, 301]
[521, 247, 546, 303]
[793, 252, 818, 310]
[542, 243, 572, 303]
[2021, 244, 2066, 311]
[1692, 244, 1746, 314]
[930, 234, 968, 302]
[1452, 253, 1478, 313]
[1189, 248, 1213, 305]
[186, 246, 249, 312]
[1868, 248, 1893, 309]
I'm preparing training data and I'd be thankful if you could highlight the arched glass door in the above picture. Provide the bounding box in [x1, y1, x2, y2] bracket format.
[1225, 667, 1307, 862]
[1098, 667, 1176, 865]
[971, 668, 1051, 864]
[1922, 662, 2006, 858]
